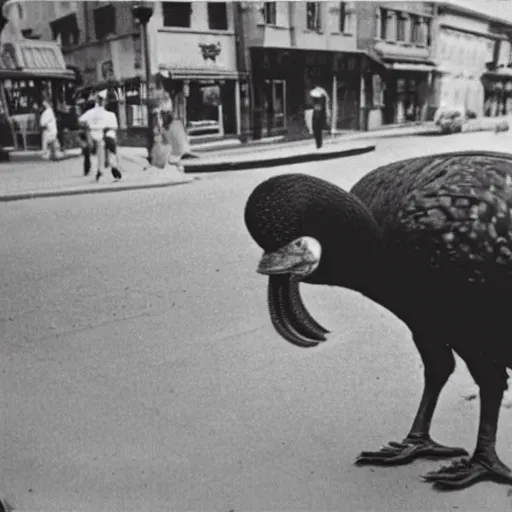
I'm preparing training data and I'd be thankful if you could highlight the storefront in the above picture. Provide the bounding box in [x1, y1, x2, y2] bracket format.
[75, 76, 147, 147]
[432, 66, 485, 118]
[75, 68, 244, 146]
[481, 67, 512, 117]
[359, 52, 388, 131]
[0, 40, 76, 151]
[250, 47, 377, 139]
[250, 48, 299, 139]
[159, 68, 242, 139]
[380, 60, 433, 125]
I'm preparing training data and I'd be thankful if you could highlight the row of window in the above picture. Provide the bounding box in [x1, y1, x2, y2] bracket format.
[263, 2, 354, 34]
[377, 8, 432, 46]
[52, 2, 229, 48]
[51, 2, 433, 47]
[162, 2, 228, 30]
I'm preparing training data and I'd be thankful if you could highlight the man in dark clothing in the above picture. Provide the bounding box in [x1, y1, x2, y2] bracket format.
[310, 84, 331, 149]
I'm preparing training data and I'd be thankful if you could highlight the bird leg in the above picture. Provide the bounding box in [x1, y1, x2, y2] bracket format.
[422, 364, 512, 490]
[356, 343, 467, 466]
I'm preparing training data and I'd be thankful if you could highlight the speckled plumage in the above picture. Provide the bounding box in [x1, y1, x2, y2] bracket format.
[245, 150, 512, 489]
[351, 151, 512, 290]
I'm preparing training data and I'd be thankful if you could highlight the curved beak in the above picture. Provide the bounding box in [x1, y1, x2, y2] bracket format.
[256, 237, 330, 348]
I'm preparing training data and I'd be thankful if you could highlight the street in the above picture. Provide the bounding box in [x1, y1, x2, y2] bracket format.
[3, 131, 512, 511]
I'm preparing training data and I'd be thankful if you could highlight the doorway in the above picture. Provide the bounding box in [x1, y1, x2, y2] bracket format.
[262, 79, 287, 136]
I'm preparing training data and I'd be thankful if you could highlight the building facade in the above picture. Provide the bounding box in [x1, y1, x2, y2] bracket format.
[9, 0, 244, 144]
[0, 0, 76, 151]
[431, 3, 500, 119]
[238, 1, 388, 139]
[483, 15, 512, 116]
[3, 0, 512, 145]
[356, 1, 435, 128]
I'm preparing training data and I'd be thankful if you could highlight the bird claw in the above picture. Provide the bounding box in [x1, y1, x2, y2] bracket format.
[422, 457, 512, 490]
[355, 437, 468, 466]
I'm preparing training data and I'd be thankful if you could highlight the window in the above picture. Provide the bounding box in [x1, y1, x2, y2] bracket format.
[187, 82, 222, 135]
[306, 2, 321, 31]
[263, 2, 277, 25]
[21, 29, 41, 40]
[339, 2, 350, 33]
[125, 82, 146, 128]
[93, 4, 116, 40]
[50, 13, 80, 47]
[379, 8, 387, 40]
[207, 2, 227, 30]
[410, 14, 421, 44]
[162, 2, 192, 28]
[396, 12, 407, 42]
[425, 17, 432, 46]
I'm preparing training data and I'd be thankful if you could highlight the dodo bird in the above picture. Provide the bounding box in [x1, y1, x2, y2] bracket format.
[244, 150, 512, 490]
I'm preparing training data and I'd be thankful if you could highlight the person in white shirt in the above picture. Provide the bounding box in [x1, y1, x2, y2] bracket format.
[79, 90, 121, 181]
[40, 99, 63, 160]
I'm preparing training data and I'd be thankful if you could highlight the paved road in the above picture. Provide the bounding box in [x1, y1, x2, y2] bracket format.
[2, 132, 512, 511]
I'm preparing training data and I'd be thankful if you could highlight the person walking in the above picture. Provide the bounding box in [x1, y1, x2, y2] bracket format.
[79, 90, 121, 181]
[40, 99, 63, 160]
[309, 84, 331, 150]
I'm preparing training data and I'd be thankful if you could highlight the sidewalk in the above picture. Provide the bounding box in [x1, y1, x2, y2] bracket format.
[0, 153, 195, 202]
[118, 122, 435, 165]
[0, 120, 449, 202]
[0, 135, 378, 202]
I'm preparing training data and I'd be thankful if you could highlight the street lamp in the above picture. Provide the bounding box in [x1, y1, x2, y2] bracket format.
[132, 2, 155, 163]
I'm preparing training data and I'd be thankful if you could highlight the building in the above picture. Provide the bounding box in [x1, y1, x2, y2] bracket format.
[238, 1, 388, 139]
[482, 12, 512, 116]
[4, 0, 512, 147]
[9, 0, 244, 145]
[0, 0, 76, 151]
[430, 2, 512, 119]
[356, 1, 436, 128]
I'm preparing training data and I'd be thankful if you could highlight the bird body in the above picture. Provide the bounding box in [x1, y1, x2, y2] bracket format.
[244, 150, 512, 490]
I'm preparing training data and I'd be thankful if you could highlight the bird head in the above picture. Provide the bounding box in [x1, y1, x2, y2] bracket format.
[244, 173, 382, 349]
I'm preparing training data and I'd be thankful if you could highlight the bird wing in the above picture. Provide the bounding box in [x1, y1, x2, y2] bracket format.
[356, 152, 512, 288]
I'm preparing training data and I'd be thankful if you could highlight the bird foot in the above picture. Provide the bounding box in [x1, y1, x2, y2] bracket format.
[355, 435, 468, 466]
[422, 455, 512, 490]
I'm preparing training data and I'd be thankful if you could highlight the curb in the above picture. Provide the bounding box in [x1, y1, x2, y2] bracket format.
[0, 177, 196, 203]
[183, 143, 376, 173]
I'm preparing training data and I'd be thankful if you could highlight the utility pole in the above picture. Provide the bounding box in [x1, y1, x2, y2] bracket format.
[132, 2, 155, 163]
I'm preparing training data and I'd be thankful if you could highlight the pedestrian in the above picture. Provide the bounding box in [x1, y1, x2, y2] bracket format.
[55, 101, 68, 156]
[40, 99, 63, 160]
[79, 90, 121, 182]
[309, 83, 331, 149]
[150, 89, 174, 169]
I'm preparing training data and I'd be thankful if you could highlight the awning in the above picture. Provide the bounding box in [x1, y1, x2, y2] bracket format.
[0, 41, 75, 80]
[385, 62, 436, 72]
[160, 67, 247, 81]
[360, 49, 387, 69]
[483, 67, 512, 79]
[75, 76, 144, 96]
